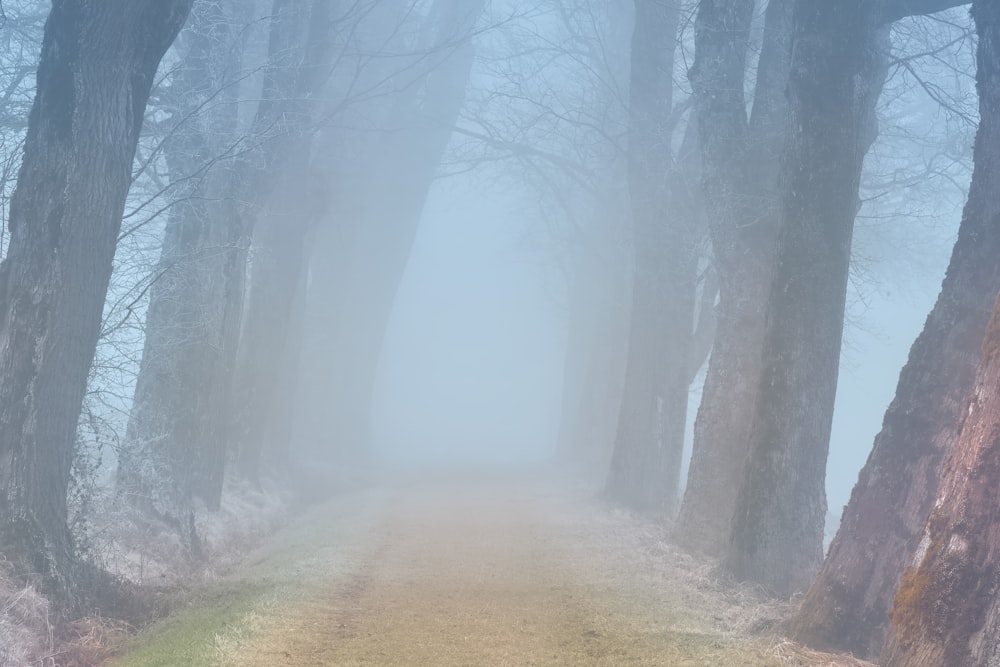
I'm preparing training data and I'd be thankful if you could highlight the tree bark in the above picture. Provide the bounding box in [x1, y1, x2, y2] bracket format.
[540, 0, 633, 485]
[229, 0, 339, 484]
[878, 0, 972, 26]
[793, 0, 1000, 656]
[288, 0, 482, 470]
[676, 0, 792, 555]
[723, 1, 889, 596]
[0, 0, 191, 601]
[604, 0, 692, 513]
[232, 163, 327, 483]
[881, 289, 1000, 666]
[555, 200, 631, 481]
[878, 20, 1000, 654]
[676, 252, 773, 550]
[117, 0, 243, 544]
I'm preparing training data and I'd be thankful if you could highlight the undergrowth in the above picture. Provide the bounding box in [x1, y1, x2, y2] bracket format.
[0, 473, 292, 667]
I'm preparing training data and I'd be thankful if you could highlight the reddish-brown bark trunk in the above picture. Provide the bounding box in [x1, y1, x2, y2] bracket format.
[795, 0, 1000, 657]
[883, 271, 1000, 664]
[880, 273, 1000, 667]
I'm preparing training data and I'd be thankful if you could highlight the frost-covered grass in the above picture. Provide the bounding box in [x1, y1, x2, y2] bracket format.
[81, 477, 294, 588]
[0, 475, 296, 666]
[0, 575, 51, 667]
[109, 486, 381, 667]
[107, 473, 877, 667]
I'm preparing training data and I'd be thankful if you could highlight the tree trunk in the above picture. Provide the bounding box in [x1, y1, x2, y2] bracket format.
[118, 0, 242, 543]
[604, 0, 692, 513]
[675, 252, 773, 551]
[555, 202, 631, 481]
[538, 0, 634, 484]
[232, 164, 326, 483]
[120, 0, 318, 513]
[879, 28, 1000, 655]
[676, 0, 792, 555]
[793, 0, 1000, 656]
[723, 2, 888, 595]
[289, 0, 482, 469]
[881, 283, 1000, 667]
[256, 260, 309, 478]
[0, 0, 191, 601]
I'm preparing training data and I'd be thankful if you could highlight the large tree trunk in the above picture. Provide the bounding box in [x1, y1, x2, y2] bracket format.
[878, 19, 1000, 655]
[880, 299, 1000, 667]
[253, 262, 309, 479]
[793, 2, 1000, 657]
[532, 0, 634, 484]
[676, 252, 773, 549]
[0, 0, 191, 601]
[231, 0, 392, 483]
[289, 0, 482, 470]
[604, 0, 691, 513]
[675, 0, 792, 555]
[232, 163, 326, 483]
[723, 1, 888, 595]
[117, 0, 242, 543]
[555, 203, 631, 481]
[124, 0, 339, 510]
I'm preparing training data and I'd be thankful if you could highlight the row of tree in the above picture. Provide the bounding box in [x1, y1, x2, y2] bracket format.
[1, 2, 998, 663]
[537, 0, 1000, 663]
[0, 0, 490, 614]
[799, 2, 1000, 663]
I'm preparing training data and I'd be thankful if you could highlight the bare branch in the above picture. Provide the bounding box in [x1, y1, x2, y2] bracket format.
[878, 0, 970, 26]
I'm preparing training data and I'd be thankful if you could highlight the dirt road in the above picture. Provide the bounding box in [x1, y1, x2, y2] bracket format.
[113, 468, 853, 666]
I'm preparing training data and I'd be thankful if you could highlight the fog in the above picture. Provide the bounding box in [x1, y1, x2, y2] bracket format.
[373, 180, 566, 467]
[0, 0, 990, 662]
[373, 139, 961, 519]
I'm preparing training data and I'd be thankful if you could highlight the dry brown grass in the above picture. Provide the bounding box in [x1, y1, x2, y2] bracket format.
[82, 477, 293, 589]
[48, 617, 132, 667]
[0, 565, 52, 667]
[0, 475, 295, 666]
[767, 640, 877, 666]
[198, 476, 878, 666]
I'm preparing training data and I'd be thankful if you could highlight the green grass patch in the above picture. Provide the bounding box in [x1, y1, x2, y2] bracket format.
[108, 582, 269, 667]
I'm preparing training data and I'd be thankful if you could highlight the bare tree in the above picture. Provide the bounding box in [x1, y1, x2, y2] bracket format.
[116, 0, 247, 548]
[677, 0, 794, 556]
[0, 0, 191, 603]
[451, 0, 636, 482]
[876, 8, 1000, 658]
[604, 0, 699, 513]
[792, 6, 1000, 660]
[281, 0, 486, 473]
